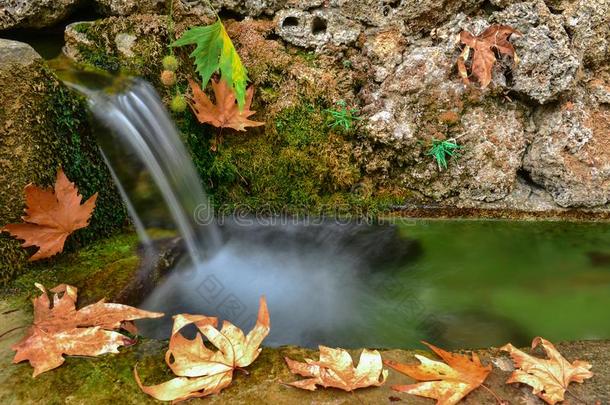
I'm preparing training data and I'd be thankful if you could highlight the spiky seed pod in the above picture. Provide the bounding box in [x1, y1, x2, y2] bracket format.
[162, 55, 179, 72]
[170, 94, 188, 113]
[160, 70, 176, 86]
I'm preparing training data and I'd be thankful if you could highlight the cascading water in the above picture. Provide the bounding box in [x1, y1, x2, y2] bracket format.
[64, 74, 427, 348]
[69, 77, 221, 263]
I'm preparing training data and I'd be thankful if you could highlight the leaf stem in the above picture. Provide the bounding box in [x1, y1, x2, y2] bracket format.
[480, 383, 507, 405]
[203, 0, 220, 19]
[565, 387, 588, 404]
[167, 0, 175, 52]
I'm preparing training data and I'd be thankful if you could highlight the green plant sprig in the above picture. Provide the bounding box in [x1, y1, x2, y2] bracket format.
[426, 138, 463, 170]
[324, 100, 363, 131]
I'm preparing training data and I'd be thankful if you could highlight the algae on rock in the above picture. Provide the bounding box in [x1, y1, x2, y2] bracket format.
[0, 39, 127, 284]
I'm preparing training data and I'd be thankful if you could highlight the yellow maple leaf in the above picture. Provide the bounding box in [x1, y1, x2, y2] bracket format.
[135, 297, 270, 403]
[284, 346, 388, 391]
[501, 337, 593, 405]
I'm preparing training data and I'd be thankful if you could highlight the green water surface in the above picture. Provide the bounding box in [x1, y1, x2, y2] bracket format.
[365, 219, 610, 349]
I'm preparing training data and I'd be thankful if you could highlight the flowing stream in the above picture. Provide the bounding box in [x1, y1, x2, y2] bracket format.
[70, 77, 610, 349]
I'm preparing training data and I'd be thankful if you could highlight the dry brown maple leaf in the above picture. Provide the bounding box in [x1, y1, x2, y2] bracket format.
[501, 337, 594, 405]
[384, 341, 492, 405]
[12, 283, 163, 377]
[135, 296, 270, 403]
[457, 24, 521, 88]
[1, 168, 97, 261]
[284, 346, 388, 391]
[188, 78, 264, 131]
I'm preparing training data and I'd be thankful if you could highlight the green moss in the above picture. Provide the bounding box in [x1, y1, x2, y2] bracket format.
[173, 101, 400, 218]
[44, 74, 128, 252]
[76, 45, 123, 73]
[0, 60, 128, 285]
[5, 232, 141, 304]
[72, 22, 92, 34]
[0, 339, 168, 404]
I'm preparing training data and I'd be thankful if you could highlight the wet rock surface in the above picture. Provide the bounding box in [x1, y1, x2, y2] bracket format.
[2, 0, 610, 228]
[1, 325, 609, 404]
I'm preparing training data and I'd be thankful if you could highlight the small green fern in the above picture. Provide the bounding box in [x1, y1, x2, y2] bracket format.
[171, 19, 248, 108]
[324, 100, 362, 131]
[427, 139, 462, 170]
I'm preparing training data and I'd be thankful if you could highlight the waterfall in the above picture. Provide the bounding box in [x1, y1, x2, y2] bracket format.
[68, 76, 221, 264]
[64, 73, 422, 348]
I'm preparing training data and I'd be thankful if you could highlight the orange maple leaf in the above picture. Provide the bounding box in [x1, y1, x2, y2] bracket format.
[135, 296, 270, 403]
[188, 78, 264, 131]
[12, 283, 163, 377]
[501, 337, 594, 405]
[384, 341, 492, 405]
[457, 24, 521, 88]
[284, 346, 388, 391]
[1, 168, 97, 261]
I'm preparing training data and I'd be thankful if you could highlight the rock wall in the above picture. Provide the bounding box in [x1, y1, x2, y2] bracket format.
[0, 0, 608, 220]
[0, 39, 127, 283]
[56, 0, 609, 215]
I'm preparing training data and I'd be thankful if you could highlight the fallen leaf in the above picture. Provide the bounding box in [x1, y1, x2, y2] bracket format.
[12, 283, 164, 377]
[284, 346, 388, 391]
[1, 168, 97, 261]
[385, 341, 491, 405]
[501, 337, 593, 405]
[458, 24, 521, 88]
[172, 19, 249, 108]
[188, 78, 264, 131]
[135, 296, 270, 403]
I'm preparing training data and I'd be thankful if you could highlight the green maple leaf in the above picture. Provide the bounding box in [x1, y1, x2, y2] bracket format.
[171, 19, 248, 108]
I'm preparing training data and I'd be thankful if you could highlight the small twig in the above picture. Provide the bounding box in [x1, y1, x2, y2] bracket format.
[0, 325, 27, 340]
[349, 390, 365, 404]
[1, 308, 19, 315]
[480, 383, 507, 405]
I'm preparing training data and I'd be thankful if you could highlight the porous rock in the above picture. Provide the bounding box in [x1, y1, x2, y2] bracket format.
[523, 86, 610, 207]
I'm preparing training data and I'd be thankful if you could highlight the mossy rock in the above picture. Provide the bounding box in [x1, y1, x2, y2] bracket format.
[0, 40, 127, 284]
[64, 15, 405, 218]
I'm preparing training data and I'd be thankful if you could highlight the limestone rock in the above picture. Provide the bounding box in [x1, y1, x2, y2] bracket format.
[0, 38, 41, 68]
[492, 0, 580, 104]
[523, 87, 610, 208]
[0, 0, 78, 30]
[563, 0, 610, 68]
[359, 32, 528, 204]
[95, 0, 166, 15]
[276, 8, 361, 48]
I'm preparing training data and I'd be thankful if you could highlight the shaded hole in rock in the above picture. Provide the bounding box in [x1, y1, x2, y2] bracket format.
[282, 16, 300, 28]
[311, 17, 328, 35]
[217, 8, 245, 22]
[517, 168, 543, 190]
[481, 0, 502, 14]
[1, 0, 102, 59]
[383, 0, 401, 14]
